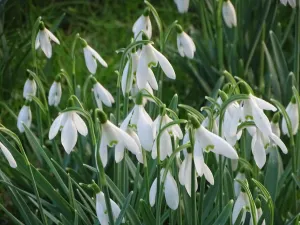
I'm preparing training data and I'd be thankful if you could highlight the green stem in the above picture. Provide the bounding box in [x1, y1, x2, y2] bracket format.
[189, 127, 197, 225]
[294, 4, 300, 90]
[216, 0, 224, 70]
[259, 23, 266, 96]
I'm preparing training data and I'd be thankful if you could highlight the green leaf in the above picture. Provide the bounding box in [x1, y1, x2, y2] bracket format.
[139, 199, 155, 225]
[115, 191, 133, 225]
[212, 200, 233, 225]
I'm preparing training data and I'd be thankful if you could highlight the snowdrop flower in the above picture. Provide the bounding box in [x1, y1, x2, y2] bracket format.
[234, 172, 246, 197]
[35, 21, 60, 58]
[136, 43, 175, 90]
[232, 190, 250, 224]
[222, 0, 237, 28]
[49, 109, 88, 154]
[0, 142, 17, 168]
[179, 153, 198, 196]
[149, 168, 179, 210]
[120, 118, 143, 164]
[17, 102, 32, 133]
[96, 191, 123, 225]
[48, 75, 62, 106]
[176, 25, 196, 59]
[202, 116, 219, 135]
[23, 75, 37, 100]
[121, 92, 154, 151]
[242, 93, 288, 155]
[132, 9, 152, 40]
[98, 111, 139, 167]
[152, 112, 183, 160]
[282, 97, 299, 136]
[174, 0, 190, 13]
[271, 113, 281, 137]
[280, 0, 296, 8]
[81, 38, 108, 74]
[131, 82, 154, 105]
[121, 51, 139, 96]
[91, 77, 114, 109]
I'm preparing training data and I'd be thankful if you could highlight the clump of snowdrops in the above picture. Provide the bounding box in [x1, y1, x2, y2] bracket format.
[0, 0, 300, 225]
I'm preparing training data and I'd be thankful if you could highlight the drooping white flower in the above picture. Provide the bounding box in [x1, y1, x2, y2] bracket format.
[0, 142, 17, 168]
[234, 172, 246, 197]
[202, 116, 219, 135]
[280, 0, 296, 8]
[271, 121, 280, 137]
[282, 100, 299, 136]
[23, 76, 37, 100]
[174, 0, 190, 13]
[151, 114, 183, 160]
[17, 103, 32, 133]
[35, 22, 60, 58]
[48, 76, 62, 106]
[49, 111, 88, 154]
[119, 119, 143, 164]
[122, 51, 140, 96]
[232, 191, 250, 224]
[132, 10, 152, 40]
[176, 28, 196, 59]
[149, 168, 179, 210]
[223, 101, 242, 146]
[81, 39, 108, 74]
[96, 191, 124, 225]
[131, 82, 154, 105]
[242, 94, 288, 155]
[92, 77, 114, 109]
[179, 153, 198, 196]
[136, 43, 175, 90]
[222, 0, 237, 28]
[121, 95, 154, 151]
[98, 111, 139, 167]
[251, 128, 271, 168]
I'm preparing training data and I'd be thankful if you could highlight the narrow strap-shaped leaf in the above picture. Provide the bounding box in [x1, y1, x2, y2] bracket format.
[139, 199, 155, 225]
[115, 191, 133, 225]
[212, 200, 233, 225]
[0, 202, 25, 225]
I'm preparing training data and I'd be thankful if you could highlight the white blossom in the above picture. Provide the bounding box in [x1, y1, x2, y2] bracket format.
[17, 104, 32, 133]
[35, 22, 60, 58]
[280, 0, 296, 8]
[177, 31, 196, 59]
[0, 142, 17, 168]
[92, 78, 114, 109]
[49, 111, 88, 154]
[232, 191, 250, 224]
[222, 0, 237, 28]
[132, 13, 152, 40]
[282, 101, 299, 136]
[23, 77, 37, 100]
[174, 0, 190, 13]
[149, 169, 179, 210]
[48, 80, 62, 106]
[121, 51, 139, 96]
[82, 41, 107, 74]
[136, 44, 175, 90]
[96, 191, 124, 225]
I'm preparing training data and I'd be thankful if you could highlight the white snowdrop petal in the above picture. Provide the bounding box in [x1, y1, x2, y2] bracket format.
[288, 0, 296, 7]
[99, 137, 108, 167]
[149, 178, 157, 207]
[45, 28, 60, 44]
[136, 56, 149, 89]
[61, 117, 77, 154]
[17, 106, 32, 133]
[270, 133, 288, 154]
[147, 68, 159, 90]
[88, 46, 108, 67]
[35, 32, 40, 49]
[151, 46, 176, 79]
[222, 0, 237, 28]
[164, 172, 179, 210]
[48, 81, 62, 106]
[193, 141, 204, 176]
[49, 113, 64, 140]
[251, 132, 266, 169]
[177, 36, 185, 57]
[110, 199, 122, 222]
[23, 79, 37, 100]
[96, 192, 109, 225]
[72, 113, 88, 136]
[184, 154, 193, 196]
[121, 61, 130, 96]
[137, 108, 154, 151]
[232, 192, 248, 224]
[39, 30, 52, 58]
[0, 142, 17, 168]
[84, 47, 97, 74]
[179, 156, 187, 185]
[202, 163, 214, 185]
[94, 83, 113, 107]
[120, 130, 139, 155]
[251, 95, 277, 111]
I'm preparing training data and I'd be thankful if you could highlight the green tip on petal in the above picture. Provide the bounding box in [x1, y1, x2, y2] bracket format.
[135, 91, 143, 105]
[272, 112, 280, 123]
[218, 90, 228, 102]
[188, 114, 200, 129]
[98, 110, 108, 124]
